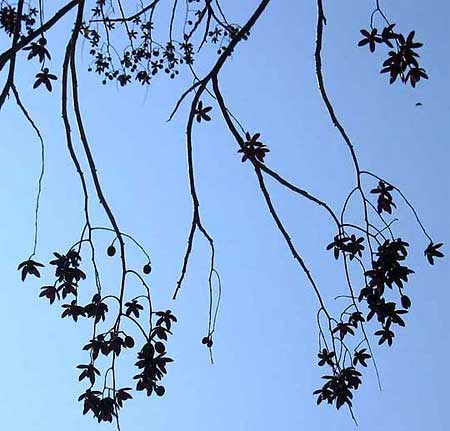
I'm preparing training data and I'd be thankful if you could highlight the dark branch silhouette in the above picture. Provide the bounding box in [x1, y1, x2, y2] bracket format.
[0, 0, 444, 427]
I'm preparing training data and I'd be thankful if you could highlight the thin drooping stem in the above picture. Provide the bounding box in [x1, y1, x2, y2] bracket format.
[314, 0, 374, 258]
[172, 0, 271, 300]
[11, 84, 45, 257]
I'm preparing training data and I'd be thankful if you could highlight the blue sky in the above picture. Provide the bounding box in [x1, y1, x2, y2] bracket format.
[0, 0, 449, 430]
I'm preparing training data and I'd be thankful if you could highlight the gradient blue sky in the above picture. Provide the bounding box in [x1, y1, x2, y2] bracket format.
[0, 0, 449, 430]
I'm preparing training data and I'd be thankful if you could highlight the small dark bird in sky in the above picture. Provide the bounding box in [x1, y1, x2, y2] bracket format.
[416, 102, 423, 106]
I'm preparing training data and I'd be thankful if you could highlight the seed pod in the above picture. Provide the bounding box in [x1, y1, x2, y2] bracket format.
[155, 342, 165, 354]
[143, 263, 152, 274]
[401, 295, 411, 309]
[107, 245, 116, 257]
[155, 385, 165, 396]
[124, 336, 135, 348]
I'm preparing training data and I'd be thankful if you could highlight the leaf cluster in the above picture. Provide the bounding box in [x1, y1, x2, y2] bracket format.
[359, 25, 428, 87]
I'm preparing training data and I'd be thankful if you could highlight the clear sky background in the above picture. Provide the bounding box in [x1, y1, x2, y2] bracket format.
[0, 0, 449, 430]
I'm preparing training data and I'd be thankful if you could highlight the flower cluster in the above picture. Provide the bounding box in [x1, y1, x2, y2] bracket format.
[81, 0, 241, 87]
[19, 241, 175, 425]
[358, 25, 428, 87]
[316, 176, 444, 415]
[238, 132, 270, 163]
[370, 181, 396, 214]
[327, 234, 365, 260]
[314, 367, 363, 409]
[0, 4, 36, 37]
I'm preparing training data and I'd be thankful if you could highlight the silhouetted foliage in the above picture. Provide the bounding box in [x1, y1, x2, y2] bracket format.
[0, 0, 445, 428]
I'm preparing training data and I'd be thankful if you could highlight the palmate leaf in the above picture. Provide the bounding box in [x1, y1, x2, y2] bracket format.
[33, 67, 57, 91]
[358, 28, 382, 52]
[116, 388, 133, 408]
[77, 363, 101, 385]
[39, 285, 59, 304]
[194, 101, 212, 122]
[24, 37, 51, 63]
[125, 299, 144, 318]
[17, 259, 44, 281]
[353, 349, 371, 367]
[424, 242, 444, 265]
